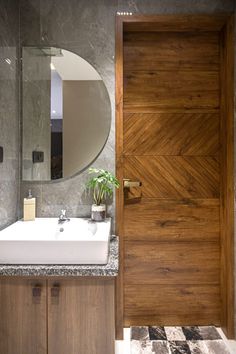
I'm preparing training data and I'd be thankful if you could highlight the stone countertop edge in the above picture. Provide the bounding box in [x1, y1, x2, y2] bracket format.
[0, 236, 119, 277]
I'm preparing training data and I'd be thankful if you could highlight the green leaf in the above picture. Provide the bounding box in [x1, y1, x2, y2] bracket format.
[86, 167, 120, 205]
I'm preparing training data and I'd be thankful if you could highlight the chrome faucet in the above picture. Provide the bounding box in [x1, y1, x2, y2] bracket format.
[58, 209, 70, 224]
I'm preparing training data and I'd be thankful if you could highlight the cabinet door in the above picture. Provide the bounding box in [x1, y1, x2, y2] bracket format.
[48, 278, 115, 354]
[0, 278, 47, 354]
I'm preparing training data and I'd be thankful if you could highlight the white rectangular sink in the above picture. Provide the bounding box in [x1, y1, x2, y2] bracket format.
[0, 218, 111, 264]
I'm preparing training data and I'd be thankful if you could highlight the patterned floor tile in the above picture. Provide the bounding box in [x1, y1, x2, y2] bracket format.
[152, 340, 171, 354]
[165, 327, 186, 341]
[188, 341, 209, 354]
[203, 340, 231, 354]
[130, 326, 231, 354]
[149, 326, 167, 340]
[168, 341, 191, 354]
[131, 326, 150, 341]
[131, 340, 153, 354]
[182, 327, 203, 340]
[198, 327, 221, 341]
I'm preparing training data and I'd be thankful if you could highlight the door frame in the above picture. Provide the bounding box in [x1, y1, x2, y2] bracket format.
[115, 14, 234, 339]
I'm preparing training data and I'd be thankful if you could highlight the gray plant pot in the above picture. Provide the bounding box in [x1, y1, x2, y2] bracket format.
[91, 204, 106, 222]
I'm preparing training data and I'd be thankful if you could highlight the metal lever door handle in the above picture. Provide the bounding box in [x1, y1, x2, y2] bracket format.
[123, 179, 142, 188]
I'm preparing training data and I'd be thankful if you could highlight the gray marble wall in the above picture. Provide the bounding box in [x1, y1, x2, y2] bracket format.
[19, 0, 236, 334]
[0, 0, 19, 230]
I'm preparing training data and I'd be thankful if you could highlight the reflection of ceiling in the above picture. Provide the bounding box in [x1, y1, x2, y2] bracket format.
[51, 49, 102, 81]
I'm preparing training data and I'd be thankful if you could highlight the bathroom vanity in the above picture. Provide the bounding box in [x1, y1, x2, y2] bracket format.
[0, 219, 118, 354]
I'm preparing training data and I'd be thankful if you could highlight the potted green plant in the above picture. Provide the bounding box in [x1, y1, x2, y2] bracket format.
[87, 168, 120, 221]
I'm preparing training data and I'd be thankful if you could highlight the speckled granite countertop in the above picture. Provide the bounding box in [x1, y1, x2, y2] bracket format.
[0, 236, 119, 277]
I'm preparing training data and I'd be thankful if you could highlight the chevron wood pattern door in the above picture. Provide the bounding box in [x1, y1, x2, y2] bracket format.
[115, 15, 234, 338]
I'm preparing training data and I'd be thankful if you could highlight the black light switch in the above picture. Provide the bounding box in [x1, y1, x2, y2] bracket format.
[0, 146, 3, 163]
[32, 151, 44, 163]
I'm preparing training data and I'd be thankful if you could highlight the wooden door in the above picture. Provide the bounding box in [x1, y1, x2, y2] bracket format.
[0, 278, 47, 354]
[48, 278, 115, 354]
[116, 15, 234, 337]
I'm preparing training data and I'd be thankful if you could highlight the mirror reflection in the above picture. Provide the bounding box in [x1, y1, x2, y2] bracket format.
[22, 47, 111, 181]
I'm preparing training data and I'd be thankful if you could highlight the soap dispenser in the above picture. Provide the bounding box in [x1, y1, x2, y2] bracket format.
[23, 189, 36, 221]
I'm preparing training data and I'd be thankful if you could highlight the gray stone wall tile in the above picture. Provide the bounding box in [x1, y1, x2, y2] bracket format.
[0, 0, 20, 230]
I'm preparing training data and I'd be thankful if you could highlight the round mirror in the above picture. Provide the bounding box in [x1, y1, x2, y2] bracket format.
[22, 47, 111, 181]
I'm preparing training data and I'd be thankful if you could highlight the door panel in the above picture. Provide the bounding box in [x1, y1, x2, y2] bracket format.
[121, 28, 221, 326]
[124, 70, 219, 111]
[124, 199, 219, 241]
[123, 31, 220, 71]
[124, 241, 220, 284]
[124, 285, 220, 326]
[123, 113, 219, 156]
[124, 156, 219, 198]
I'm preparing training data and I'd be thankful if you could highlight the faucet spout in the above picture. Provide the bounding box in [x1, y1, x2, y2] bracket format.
[58, 209, 70, 224]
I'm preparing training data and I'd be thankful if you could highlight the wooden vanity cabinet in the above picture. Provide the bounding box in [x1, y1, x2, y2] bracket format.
[48, 278, 115, 354]
[0, 277, 115, 354]
[0, 278, 47, 354]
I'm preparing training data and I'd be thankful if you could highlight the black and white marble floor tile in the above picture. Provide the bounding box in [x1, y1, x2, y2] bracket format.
[202, 340, 232, 354]
[131, 340, 170, 354]
[187, 340, 208, 354]
[198, 327, 221, 341]
[130, 326, 231, 354]
[148, 326, 167, 340]
[131, 340, 153, 354]
[152, 340, 170, 354]
[131, 327, 150, 341]
[182, 327, 203, 341]
[168, 341, 191, 354]
[165, 327, 186, 341]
